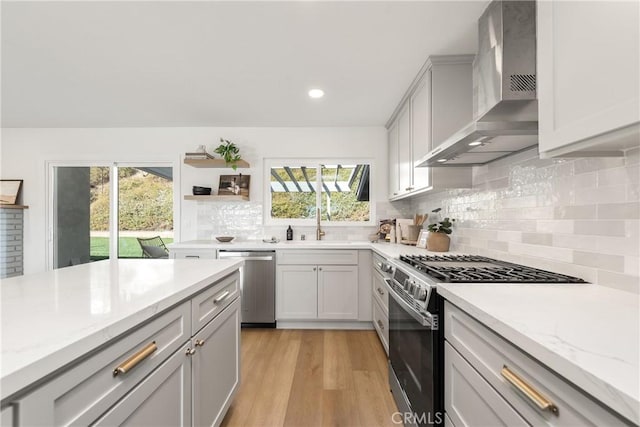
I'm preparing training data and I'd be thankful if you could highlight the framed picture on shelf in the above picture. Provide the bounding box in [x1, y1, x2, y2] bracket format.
[218, 174, 250, 197]
[0, 180, 23, 205]
[416, 230, 429, 249]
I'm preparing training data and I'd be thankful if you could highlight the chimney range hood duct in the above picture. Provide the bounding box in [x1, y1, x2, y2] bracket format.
[418, 0, 538, 167]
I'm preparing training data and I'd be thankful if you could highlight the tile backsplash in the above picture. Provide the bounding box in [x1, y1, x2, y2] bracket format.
[196, 200, 409, 242]
[410, 147, 640, 294]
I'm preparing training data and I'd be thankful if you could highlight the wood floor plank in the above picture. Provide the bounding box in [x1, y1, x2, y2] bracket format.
[323, 330, 352, 390]
[283, 330, 324, 426]
[222, 329, 398, 427]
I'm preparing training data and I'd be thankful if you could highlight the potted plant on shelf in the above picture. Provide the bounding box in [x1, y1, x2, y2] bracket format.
[426, 211, 455, 252]
[214, 138, 242, 170]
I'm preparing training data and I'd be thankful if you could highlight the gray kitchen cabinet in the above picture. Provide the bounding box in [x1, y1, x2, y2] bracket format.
[276, 250, 359, 321]
[388, 120, 400, 198]
[371, 259, 389, 355]
[444, 301, 629, 426]
[537, 1, 639, 158]
[1, 405, 13, 427]
[192, 297, 241, 427]
[387, 55, 474, 201]
[10, 272, 241, 427]
[14, 302, 191, 426]
[93, 342, 192, 427]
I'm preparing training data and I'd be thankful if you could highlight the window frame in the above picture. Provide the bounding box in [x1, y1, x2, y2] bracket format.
[263, 157, 375, 227]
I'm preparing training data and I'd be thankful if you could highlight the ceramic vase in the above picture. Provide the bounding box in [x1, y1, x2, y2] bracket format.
[427, 232, 450, 252]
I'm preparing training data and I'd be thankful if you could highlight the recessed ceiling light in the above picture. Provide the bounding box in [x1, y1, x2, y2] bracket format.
[468, 140, 483, 146]
[308, 89, 324, 99]
[437, 159, 447, 163]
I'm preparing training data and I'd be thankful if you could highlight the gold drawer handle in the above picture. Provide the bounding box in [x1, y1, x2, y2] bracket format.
[501, 366, 559, 416]
[377, 320, 384, 330]
[113, 342, 157, 377]
[213, 290, 230, 304]
[377, 287, 385, 296]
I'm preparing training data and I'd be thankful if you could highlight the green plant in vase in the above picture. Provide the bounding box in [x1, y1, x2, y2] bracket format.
[214, 138, 242, 170]
[426, 209, 455, 252]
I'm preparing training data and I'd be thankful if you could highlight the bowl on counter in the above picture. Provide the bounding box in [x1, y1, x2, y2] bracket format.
[215, 236, 235, 243]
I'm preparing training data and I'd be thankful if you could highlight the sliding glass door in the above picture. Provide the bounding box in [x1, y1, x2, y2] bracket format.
[49, 163, 175, 269]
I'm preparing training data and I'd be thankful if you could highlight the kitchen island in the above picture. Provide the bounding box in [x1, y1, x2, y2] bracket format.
[1, 259, 243, 426]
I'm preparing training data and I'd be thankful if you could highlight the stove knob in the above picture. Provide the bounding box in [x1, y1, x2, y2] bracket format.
[416, 286, 428, 301]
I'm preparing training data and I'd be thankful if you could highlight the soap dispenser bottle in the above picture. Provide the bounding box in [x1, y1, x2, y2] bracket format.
[286, 225, 293, 241]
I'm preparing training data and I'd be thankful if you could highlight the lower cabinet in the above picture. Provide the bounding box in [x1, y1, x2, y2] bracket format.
[192, 297, 241, 427]
[276, 251, 359, 321]
[277, 264, 358, 320]
[444, 301, 628, 426]
[11, 274, 241, 427]
[371, 267, 389, 355]
[94, 343, 193, 426]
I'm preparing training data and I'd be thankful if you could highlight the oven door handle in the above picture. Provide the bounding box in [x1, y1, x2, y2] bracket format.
[387, 279, 435, 328]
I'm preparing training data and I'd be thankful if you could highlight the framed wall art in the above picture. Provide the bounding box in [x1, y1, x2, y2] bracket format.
[416, 230, 429, 249]
[218, 174, 250, 197]
[0, 180, 23, 205]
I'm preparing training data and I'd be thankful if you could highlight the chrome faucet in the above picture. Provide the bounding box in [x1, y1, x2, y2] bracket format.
[316, 208, 325, 240]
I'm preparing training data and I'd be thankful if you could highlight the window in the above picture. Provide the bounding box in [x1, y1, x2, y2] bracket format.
[48, 162, 176, 269]
[266, 159, 373, 225]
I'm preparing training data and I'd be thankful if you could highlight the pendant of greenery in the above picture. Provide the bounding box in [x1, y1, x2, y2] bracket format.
[214, 138, 242, 170]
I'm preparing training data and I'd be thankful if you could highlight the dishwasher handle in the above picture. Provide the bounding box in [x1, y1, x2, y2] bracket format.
[218, 251, 275, 261]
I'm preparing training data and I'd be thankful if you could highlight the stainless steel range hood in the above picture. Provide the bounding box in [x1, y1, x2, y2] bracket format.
[417, 0, 538, 167]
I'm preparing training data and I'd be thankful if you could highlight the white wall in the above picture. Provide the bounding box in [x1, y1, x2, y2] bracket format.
[0, 126, 389, 274]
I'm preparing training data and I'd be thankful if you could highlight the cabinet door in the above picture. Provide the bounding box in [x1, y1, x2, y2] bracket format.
[445, 342, 528, 427]
[538, 1, 640, 156]
[317, 265, 358, 320]
[193, 298, 241, 427]
[388, 121, 400, 198]
[397, 103, 412, 195]
[276, 265, 318, 319]
[372, 298, 389, 355]
[93, 343, 192, 427]
[410, 72, 431, 190]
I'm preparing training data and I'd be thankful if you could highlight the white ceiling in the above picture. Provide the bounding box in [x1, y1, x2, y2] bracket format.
[1, 1, 487, 128]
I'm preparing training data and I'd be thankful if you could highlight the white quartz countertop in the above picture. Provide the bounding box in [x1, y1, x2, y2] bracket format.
[438, 284, 640, 425]
[0, 259, 243, 401]
[168, 239, 455, 258]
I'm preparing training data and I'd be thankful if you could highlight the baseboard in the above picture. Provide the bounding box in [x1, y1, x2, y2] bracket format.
[276, 320, 374, 330]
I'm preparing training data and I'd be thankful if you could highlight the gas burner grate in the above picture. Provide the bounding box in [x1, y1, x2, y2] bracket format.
[399, 254, 587, 284]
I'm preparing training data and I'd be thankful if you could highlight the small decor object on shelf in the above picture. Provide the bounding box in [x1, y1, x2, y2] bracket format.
[416, 230, 429, 249]
[185, 145, 215, 160]
[218, 174, 250, 197]
[426, 209, 455, 252]
[214, 138, 242, 170]
[0, 180, 23, 205]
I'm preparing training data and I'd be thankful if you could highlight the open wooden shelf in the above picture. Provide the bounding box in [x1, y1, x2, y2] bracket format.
[184, 158, 250, 168]
[0, 204, 29, 209]
[184, 195, 249, 202]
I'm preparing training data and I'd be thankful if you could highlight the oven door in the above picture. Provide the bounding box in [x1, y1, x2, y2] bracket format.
[388, 280, 442, 426]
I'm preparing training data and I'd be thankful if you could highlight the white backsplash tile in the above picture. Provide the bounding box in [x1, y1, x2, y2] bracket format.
[411, 147, 640, 294]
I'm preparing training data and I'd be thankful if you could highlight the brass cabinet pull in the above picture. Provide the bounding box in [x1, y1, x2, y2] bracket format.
[195, 339, 205, 347]
[501, 366, 559, 416]
[213, 290, 230, 304]
[377, 287, 385, 296]
[186, 347, 196, 356]
[377, 320, 384, 330]
[113, 341, 157, 377]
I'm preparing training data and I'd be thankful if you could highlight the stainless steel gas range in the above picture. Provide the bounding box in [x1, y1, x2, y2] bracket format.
[387, 254, 586, 427]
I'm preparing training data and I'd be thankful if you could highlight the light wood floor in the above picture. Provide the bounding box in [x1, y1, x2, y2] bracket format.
[221, 329, 399, 427]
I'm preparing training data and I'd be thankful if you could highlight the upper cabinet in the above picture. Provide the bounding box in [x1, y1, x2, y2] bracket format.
[387, 55, 474, 201]
[537, 1, 640, 158]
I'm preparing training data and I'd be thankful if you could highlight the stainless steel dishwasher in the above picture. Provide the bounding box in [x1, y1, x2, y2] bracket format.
[218, 250, 276, 327]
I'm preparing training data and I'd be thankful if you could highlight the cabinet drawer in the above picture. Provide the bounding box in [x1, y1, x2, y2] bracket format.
[16, 302, 190, 426]
[277, 250, 358, 265]
[191, 271, 240, 334]
[372, 298, 389, 355]
[93, 342, 192, 427]
[445, 342, 527, 427]
[372, 270, 389, 313]
[170, 249, 216, 259]
[444, 302, 627, 426]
